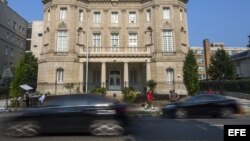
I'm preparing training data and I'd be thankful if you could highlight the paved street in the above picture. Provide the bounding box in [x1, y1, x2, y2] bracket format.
[0, 115, 249, 141]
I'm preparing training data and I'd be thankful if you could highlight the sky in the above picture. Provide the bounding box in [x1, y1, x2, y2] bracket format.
[7, 0, 250, 47]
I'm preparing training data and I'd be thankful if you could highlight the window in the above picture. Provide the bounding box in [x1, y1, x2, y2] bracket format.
[79, 10, 83, 22]
[93, 70, 100, 84]
[198, 67, 206, 71]
[48, 9, 50, 21]
[162, 30, 174, 52]
[128, 33, 137, 47]
[129, 70, 138, 84]
[59, 8, 67, 20]
[197, 58, 205, 63]
[228, 50, 234, 56]
[94, 12, 101, 23]
[166, 68, 174, 83]
[146, 9, 151, 22]
[111, 33, 119, 47]
[129, 12, 136, 23]
[10, 48, 13, 57]
[5, 47, 8, 55]
[6, 32, 9, 40]
[56, 68, 64, 83]
[13, 21, 17, 30]
[196, 50, 204, 55]
[111, 12, 118, 24]
[93, 33, 101, 47]
[180, 9, 183, 21]
[56, 31, 68, 52]
[199, 74, 206, 80]
[163, 7, 170, 20]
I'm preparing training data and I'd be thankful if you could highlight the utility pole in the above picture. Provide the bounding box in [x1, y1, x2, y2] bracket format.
[85, 11, 90, 94]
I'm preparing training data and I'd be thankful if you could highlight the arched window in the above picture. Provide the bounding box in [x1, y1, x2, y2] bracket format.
[56, 68, 64, 83]
[166, 68, 174, 83]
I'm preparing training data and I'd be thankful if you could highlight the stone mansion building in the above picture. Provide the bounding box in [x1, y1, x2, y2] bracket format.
[37, 0, 189, 95]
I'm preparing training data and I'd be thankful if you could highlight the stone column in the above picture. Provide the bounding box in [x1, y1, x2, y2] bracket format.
[101, 62, 106, 88]
[79, 63, 84, 93]
[146, 61, 151, 81]
[124, 62, 129, 88]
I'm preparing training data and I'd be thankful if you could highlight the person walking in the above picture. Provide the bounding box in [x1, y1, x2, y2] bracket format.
[144, 89, 154, 110]
[24, 92, 30, 107]
[169, 89, 179, 102]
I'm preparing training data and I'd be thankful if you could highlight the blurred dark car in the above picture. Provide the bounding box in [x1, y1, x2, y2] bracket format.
[161, 94, 242, 118]
[0, 94, 127, 137]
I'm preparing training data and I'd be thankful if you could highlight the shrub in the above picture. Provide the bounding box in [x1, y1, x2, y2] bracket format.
[90, 86, 106, 96]
[122, 87, 137, 103]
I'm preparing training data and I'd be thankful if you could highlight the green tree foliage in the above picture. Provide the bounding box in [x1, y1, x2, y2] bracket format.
[10, 53, 38, 99]
[208, 49, 236, 80]
[146, 79, 157, 90]
[183, 50, 199, 95]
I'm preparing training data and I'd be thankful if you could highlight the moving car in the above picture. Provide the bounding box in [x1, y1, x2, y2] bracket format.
[0, 94, 128, 137]
[161, 94, 242, 118]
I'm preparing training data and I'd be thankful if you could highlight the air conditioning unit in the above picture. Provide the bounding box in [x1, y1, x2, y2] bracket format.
[131, 20, 134, 23]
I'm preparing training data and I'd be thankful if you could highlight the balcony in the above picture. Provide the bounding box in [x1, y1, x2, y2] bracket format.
[79, 46, 151, 57]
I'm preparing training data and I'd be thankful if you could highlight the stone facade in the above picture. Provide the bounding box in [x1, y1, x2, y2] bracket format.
[0, 0, 27, 82]
[37, 0, 189, 95]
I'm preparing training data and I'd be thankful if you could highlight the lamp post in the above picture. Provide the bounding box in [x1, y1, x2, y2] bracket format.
[85, 11, 90, 94]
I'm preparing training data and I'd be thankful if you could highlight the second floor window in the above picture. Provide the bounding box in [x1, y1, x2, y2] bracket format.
[180, 9, 183, 21]
[129, 33, 137, 47]
[162, 30, 174, 52]
[163, 7, 170, 20]
[129, 12, 136, 23]
[146, 9, 151, 22]
[56, 68, 64, 83]
[94, 12, 101, 23]
[48, 9, 51, 21]
[111, 33, 119, 47]
[93, 33, 101, 47]
[79, 10, 83, 22]
[57, 31, 68, 52]
[111, 12, 118, 23]
[5, 47, 8, 55]
[59, 8, 67, 20]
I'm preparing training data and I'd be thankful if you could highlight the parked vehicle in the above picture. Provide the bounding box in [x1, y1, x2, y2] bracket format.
[0, 94, 128, 137]
[161, 94, 242, 118]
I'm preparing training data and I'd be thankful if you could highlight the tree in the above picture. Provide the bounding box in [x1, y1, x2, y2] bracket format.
[146, 79, 157, 90]
[183, 50, 199, 95]
[10, 53, 38, 101]
[208, 49, 236, 80]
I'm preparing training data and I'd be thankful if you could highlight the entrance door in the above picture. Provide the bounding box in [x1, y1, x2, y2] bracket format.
[109, 70, 121, 90]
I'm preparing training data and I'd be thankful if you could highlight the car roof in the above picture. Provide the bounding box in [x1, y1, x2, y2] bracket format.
[43, 94, 115, 107]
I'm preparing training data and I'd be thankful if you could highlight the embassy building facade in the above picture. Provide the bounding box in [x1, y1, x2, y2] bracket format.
[37, 0, 189, 95]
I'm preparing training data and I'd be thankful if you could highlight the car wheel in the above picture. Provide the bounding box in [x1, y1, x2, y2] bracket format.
[220, 108, 234, 118]
[89, 120, 124, 136]
[175, 108, 188, 118]
[5, 121, 40, 137]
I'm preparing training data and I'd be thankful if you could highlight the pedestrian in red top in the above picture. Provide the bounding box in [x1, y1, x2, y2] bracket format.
[144, 89, 154, 110]
[207, 88, 213, 95]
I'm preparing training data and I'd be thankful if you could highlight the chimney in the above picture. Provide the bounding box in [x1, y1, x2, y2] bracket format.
[203, 39, 211, 80]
